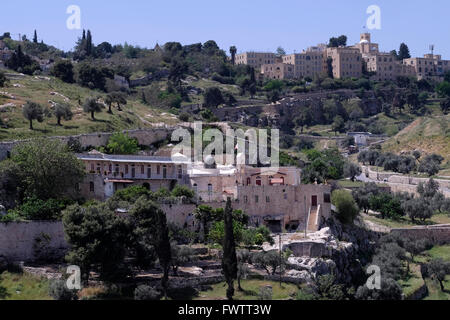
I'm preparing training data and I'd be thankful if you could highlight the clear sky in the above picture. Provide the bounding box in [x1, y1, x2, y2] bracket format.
[1, 0, 450, 58]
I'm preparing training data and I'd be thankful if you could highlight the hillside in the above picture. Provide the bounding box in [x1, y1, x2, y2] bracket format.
[382, 114, 450, 174]
[0, 73, 179, 141]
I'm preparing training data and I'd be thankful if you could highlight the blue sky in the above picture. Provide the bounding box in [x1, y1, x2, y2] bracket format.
[1, 0, 450, 58]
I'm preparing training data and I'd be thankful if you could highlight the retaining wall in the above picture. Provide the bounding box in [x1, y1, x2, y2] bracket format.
[0, 221, 68, 262]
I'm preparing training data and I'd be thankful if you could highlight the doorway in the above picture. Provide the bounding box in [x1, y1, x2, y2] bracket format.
[311, 195, 318, 207]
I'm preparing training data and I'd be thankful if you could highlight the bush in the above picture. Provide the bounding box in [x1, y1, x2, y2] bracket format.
[48, 279, 77, 300]
[134, 285, 160, 300]
[171, 185, 195, 200]
[105, 132, 139, 155]
[0, 71, 6, 87]
[179, 112, 190, 122]
[331, 190, 359, 224]
[11, 196, 71, 221]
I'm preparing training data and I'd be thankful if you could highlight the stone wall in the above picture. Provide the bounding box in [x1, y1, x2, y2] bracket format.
[161, 203, 197, 229]
[363, 166, 450, 198]
[0, 127, 175, 161]
[391, 225, 450, 245]
[0, 221, 68, 262]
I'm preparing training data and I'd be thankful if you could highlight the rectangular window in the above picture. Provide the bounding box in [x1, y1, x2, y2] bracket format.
[266, 196, 270, 203]
[255, 195, 259, 203]
[147, 167, 151, 178]
[324, 193, 331, 203]
[89, 182, 94, 192]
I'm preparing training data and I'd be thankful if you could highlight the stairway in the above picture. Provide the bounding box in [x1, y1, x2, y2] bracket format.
[307, 206, 319, 232]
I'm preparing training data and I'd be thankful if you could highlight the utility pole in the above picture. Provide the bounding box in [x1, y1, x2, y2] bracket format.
[304, 196, 307, 238]
[278, 233, 282, 287]
[430, 44, 436, 78]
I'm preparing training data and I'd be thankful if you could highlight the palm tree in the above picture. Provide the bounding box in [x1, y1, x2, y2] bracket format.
[230, 46, 237, 65]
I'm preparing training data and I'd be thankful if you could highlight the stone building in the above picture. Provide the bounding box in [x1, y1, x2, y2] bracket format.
[403, 54, 450, 81]
[364, 52, 415, 81]
[77, 151, 190, 201]
[235, 52, 276, 69]
[236, 184, 332, 233]
[282, 51, 324, 79]
[76, 151, 331, 232]
[260, 63, 295, 80]
[325, 47, 363, 79]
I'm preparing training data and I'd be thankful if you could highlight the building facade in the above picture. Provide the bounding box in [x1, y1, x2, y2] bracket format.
[325, 47, 363, 79]
[282, 51, 324, 79]
[235, 52, 276, 69]
[77, 151, 331, 232]
[260, 63, 295, 80]
[403, 54, 450, 81]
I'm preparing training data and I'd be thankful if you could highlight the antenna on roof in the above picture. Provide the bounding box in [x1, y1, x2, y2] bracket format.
[429, 44, 436, 77]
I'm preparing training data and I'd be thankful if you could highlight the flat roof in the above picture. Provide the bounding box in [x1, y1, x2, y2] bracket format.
[77, 153, 190, 164]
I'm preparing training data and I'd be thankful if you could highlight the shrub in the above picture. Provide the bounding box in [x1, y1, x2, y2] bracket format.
[171, 185, 195, 200]
[331, 190, 359, 224]
[134, 285, 160, 300]
[11, 196, 71, 221]
[48, 279, 77, 300]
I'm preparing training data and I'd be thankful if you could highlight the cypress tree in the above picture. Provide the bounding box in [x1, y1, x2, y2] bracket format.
[222, 198, 238, 300]
[86, 30, 93, 56]
[33, 30, 38, 43]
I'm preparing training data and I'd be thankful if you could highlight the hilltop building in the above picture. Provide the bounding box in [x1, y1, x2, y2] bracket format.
[403, 54, 450, 81]
[235, 52, 276, 69]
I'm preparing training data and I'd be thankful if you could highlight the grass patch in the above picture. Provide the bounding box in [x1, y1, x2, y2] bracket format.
[338, 180, 364, 188]
[194, 279, 299, 300]
[398, 264, 425, 299]
[0, 271, 51, 300]
[363, 213, 450, 229]
[0, 74, 179, 141]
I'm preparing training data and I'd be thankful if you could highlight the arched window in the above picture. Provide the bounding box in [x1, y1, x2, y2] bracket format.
[247, 177, 251, 186]
[256, 176, 262, 186]
[193, 184, 198, 195]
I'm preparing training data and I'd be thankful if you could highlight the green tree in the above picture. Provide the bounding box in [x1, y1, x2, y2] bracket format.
[222, 198, 238, 300]
[105, 92, 127, 114]
[440, 97, 450, 114]
[83, 97, 102, 120]
[130, 198, 172, 298]
[10, 139, 85, 201]
[33, 30, 38, 43]
[343, 162, 361, 181]
[54, 103, 73, 126]
[427, 258, 450, 292]
[398, 43, 411, 60]
[106, 132, 139, 155]
[331, 189, 359, 224]
[295, 109, 312, 133]
[276, 47, 286, 56]
[355, 278, 403, 300]
[229, 46, 237, 65]
[194, 205, 216, 241]
[401, 198, 433, 222]
[63, 203, 130, 283]
[331, 116, 345, 135]
[204, 87, 224, 108]
[22, 101, 44, 130]
[171, 185, 195, 200]
[51, 60, 75, 83]
[0, 71, 6, 87]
